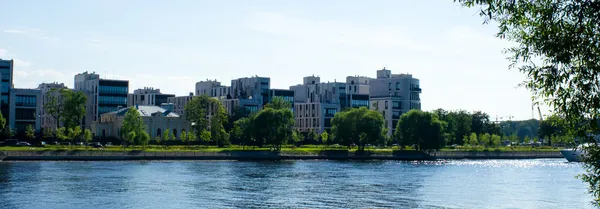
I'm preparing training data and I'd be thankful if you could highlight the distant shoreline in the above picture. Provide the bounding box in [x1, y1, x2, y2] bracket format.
[0, 150, 563, 161]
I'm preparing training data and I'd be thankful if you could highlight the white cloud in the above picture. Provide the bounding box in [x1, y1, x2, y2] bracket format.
[13, 69, 74, 89]
[3, 27, 58, 42]
[0, 48, 6, 57]
[13, 58, 31, 68]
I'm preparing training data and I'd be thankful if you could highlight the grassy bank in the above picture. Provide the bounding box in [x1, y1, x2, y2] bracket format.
[0, 145, 561, 154]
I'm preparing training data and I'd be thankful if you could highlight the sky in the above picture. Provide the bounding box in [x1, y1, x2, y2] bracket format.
[0, 0, 550, 121]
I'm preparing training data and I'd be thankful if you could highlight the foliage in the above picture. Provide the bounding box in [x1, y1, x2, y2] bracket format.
[538, 115, 566, 145]
[185, 95, 228, 144]
[252, 106, 295, 151]
[43, 128, 54, 139]
[139, 131, 150, 147]
[492, 134, 502, 148]
[83, 129, 92, 143]
[25, 125, 35, 140]
[321, 131, 329, 146]
[120, 107, 147, 146]
[180, 130, 188, 144]
[232, 117, 254, 147]
[155, 136, 161, 146]
[61, 90, 87, 128]
[43, 88, 66, 128]
[479, 133, 490, 148]
[332, 107, 385, 151]
[264, 97, 292, 110]
[188, 131, 197, 144]
[55, 127, 68, 141]
[307, 129, 319, 144]
[291, 130, 302, 146]
[524, 136, 531, 144]
[163, 129, 170, 144]
[468, 133, 478, 147]
[68, 126, 82, 142]
[457, 0, 600, 203]
[200, 130, 211, 145]
[395, 110, 444, 151]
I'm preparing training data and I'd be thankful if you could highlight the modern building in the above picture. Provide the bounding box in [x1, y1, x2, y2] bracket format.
[91, 105, 191, 140]
[195, 80, 230, 98]
[0, 59, 13, 122]
[166, 93, 195, 116]
[290, 76, 369, 134]
[74, 71, 129, 128]
[38, 82, 67, 130]
[369, 68, 421, 135]
[9, 88, 42, 133]
[229, 76, 270, 114]
[128, 87, 175, 106]
[268, 89, 294, 107]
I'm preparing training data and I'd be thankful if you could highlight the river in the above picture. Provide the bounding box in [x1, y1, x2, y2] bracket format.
[0, 159, 593, 209]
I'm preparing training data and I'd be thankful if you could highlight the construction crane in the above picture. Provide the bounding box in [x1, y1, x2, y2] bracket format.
[537, 106, 544, 121]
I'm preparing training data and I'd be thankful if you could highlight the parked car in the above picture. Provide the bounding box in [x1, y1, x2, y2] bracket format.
[105, 142, 113, 146]
[60, 142, 71, 146]
[51, 141, 60, 146]
[38, 141, 47, 147]
[90, 142, 103, 148]
[0, 139, 18, 146]
[16, 142, 31, 146]
[75, 142, 84, 146]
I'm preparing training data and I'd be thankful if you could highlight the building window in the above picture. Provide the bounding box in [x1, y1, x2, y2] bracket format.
[157, 128, 162, 137]
[385, 101, 388, 109]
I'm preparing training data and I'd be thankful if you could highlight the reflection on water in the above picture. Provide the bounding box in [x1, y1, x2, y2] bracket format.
[0, 159, 593, 209]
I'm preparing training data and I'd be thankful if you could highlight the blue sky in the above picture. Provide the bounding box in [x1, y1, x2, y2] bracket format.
[0, 0, 548, 120]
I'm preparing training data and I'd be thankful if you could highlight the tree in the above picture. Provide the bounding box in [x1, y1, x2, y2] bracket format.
[457, 0, 600, 203]
[332, 107, 385, 151]
[163, 129, 170, 147]
[139, 131, 150, 148]
[169, 130, 175, 142]
[252, 105, 295, 151]
[83, 129, 92, 144]
[533, 137, 539, 144]
[509, 132, 519, 145]
[185, 95, 227, 143]
[291, 130, 302, 147]
[232, 117, 254, 148]
[68, 126, 82, 143]
[524, 136, 531, 144]
[394, 110, 444, 151]
[307, 129, 319, 144]
[44, 88, 66, 128]
[451, 110, 472, 145]
[25, 125, 35, 140]
[479, 133, 490, 148]
[55, 127, 68, 142]
[61, 90, 87, 128]
[125, 131, 136, 147]
[538, 115, 566, 146]
[321, 131, 329, 147]
[265, 97, 291, 110]
[200, 130, 211, 146]
[471, 111, 490, 135]
[468, 133, 478, 147]
[155, 136, 161, 147]
[120, 107, 146, 146]
[492, 134, 502, 148]
[188, 131, 197, 146]
[180, 130, 188, 147]
[43, 128, 54, 140]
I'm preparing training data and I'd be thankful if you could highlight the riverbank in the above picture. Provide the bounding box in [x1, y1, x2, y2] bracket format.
[0, 149, 563, 161]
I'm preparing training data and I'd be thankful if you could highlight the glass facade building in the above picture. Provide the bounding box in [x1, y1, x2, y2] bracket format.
[0, 60, 13, 121]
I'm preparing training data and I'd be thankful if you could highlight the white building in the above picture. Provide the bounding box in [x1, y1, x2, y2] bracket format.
[369, 68, 421, 135]
[37, 82, 67, 130]
[128, 87, 175, 106]
[92, 105, 191, 140]
[167, 93, 194, 116]
[74, 71, 129, 129]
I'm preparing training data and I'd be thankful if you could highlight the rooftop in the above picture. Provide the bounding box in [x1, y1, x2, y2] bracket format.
[112, 105, 180, 117]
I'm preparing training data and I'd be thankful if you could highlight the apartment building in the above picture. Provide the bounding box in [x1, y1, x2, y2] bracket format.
[9, 88, 42, 133]
[369, 68, 421, 135]
[74, 71, 129, 128]
[167, 93, 194, 116]
[128, 87, 175, 106]
[291, 75, 369, 134]
[37, 82, 67, 130]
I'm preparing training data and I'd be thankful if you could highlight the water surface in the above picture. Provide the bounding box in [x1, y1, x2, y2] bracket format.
[0, 159, 592, 209]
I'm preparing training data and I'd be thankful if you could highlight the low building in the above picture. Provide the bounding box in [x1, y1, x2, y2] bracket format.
[38, 82, 67, 130]
[167, 93, 195, 116]
[9, 88, 42, 133]
[128, 87, 175, 106]
[91, 105, 191, 140]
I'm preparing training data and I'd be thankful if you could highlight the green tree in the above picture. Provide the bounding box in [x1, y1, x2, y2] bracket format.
[155, 136, 161, 147]
[538, 115, 566, 146]
[163, 129, 170, 147]
[120, 107, 146, 146]
[83, 129, 93, 144]
[180, 130, 188, 147]
[321, 131, 329, 147]
[456, 0, 600, 203]
[185, 95, 228, 143]
[68, 126, 82, 143]
[468, 133, 478, 147]
[232, 117, 254, 148]
[307, 129, 319, 144]
[331, 107, 385, 151]
[492, 134, 502, 148]
[43, 128, 54, 140]
[290, 130, 302, 147]
[55, 127, 68, 142]
[188, 131, 197, 146]
[169, 130, 175, 141]
[471, 111, 490, 136]
[125, 131, 136, 147]
[451, 110, 472, 145]
[253, 106, 295, 151]
[265, 97, 292, 110]
[533, 137, 539, 144]
[524, 136, 531, 144]
[200, 130, 211, 146]
[25, 124, 35, 140]
[139, 131, 150, 148]
[43, 88, 66, 128]
[479, 133, 490, 148]
[509, 132, 519, 145]
[61, 90, 87, 128]
[394, 110, 444, 151]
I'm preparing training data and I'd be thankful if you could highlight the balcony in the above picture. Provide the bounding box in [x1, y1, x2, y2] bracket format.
[411, 87, 422, 92]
